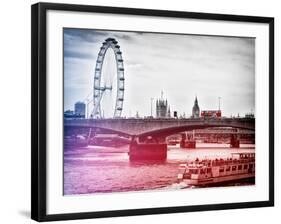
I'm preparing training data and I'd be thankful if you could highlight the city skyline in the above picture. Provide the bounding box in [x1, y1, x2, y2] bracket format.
[64, 28, 255, 118]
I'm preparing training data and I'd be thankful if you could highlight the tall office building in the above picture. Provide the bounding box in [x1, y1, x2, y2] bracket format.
[74, 101, 86, 118]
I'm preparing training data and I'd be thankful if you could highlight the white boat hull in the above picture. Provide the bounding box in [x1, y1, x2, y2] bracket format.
[182, 173, 255, 186]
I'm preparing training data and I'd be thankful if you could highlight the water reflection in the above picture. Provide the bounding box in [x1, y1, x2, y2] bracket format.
[64, 144, 255, 195]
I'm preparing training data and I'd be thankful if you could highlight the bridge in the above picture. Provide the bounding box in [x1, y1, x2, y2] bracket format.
[64, 117, 255, 161]
[186, 129, 254, 135]
[64, 117, 255, 138]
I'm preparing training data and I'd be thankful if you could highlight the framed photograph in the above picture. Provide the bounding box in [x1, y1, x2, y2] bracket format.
[31, 2, 274, 222]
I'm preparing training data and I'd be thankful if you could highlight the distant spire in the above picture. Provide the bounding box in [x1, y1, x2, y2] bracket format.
[192, 95, 200, 118]
[194, 98, 198, 107]
[161, 90, 164, 99]
[168, 105, 171, 117]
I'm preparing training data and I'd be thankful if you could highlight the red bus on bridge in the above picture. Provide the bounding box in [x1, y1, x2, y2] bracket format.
[201, 110, 222, 118]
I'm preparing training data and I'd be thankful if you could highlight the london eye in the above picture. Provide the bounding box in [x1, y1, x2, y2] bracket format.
[91, 37, 125, 118]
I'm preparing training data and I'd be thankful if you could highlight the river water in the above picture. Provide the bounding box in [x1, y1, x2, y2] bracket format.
[64, 144, 255, 195]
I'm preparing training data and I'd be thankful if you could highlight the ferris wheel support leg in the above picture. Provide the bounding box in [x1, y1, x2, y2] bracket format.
[87, 128, 92, 144]
[92, 90, 105, 118]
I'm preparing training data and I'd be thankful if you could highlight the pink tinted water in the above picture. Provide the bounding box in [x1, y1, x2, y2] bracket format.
[64, 144, 255, 195]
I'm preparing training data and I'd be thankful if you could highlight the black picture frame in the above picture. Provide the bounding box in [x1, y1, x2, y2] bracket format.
[31, 2, 274, 222]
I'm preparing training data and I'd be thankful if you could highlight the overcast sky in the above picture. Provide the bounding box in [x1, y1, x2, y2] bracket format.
[64, 28, 255, 118]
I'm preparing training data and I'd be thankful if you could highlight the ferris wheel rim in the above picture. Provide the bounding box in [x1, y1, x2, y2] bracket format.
[92, 37, 125, 118]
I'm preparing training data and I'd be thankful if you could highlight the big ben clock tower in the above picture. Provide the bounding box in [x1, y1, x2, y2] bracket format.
[192, 96, 200, 118]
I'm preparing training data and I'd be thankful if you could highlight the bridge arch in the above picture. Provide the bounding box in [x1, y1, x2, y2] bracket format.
[138, 123, 255, 139]
[64, 118, 255, 139]
[64, 125, 130, 138]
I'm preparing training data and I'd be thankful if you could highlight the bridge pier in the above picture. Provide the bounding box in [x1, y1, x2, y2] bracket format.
[129, 136, 167, 161]
[180, 133, 196, 149]
[180, 140, 196, 149]
[230, 135, 240, 148]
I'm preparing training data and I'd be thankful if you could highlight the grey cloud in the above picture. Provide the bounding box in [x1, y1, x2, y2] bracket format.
[64, 28, 255, 117]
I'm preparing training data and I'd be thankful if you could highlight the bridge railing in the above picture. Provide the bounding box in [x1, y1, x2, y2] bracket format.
[64, 117, 255, 136]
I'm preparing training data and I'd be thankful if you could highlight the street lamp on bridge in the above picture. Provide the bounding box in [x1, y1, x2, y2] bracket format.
[150, 97, 154, 117]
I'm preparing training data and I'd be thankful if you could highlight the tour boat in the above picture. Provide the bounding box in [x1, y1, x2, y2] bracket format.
[177, 152, 255, 186]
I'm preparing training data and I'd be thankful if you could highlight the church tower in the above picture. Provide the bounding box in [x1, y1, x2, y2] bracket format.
[192, 96, 200, 118]
[156, 91, 170, 118]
